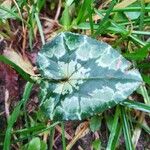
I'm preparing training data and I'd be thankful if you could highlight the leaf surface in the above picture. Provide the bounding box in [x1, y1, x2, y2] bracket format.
[37, 32, 142, 120]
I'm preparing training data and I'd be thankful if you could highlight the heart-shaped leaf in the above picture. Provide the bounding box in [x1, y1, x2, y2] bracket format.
[37, 32, 142, 121]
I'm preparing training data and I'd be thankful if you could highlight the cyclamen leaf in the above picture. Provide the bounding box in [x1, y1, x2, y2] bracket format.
[37, 32, 143, 121]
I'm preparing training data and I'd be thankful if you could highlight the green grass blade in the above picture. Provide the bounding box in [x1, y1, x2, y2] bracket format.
[129, 34, 145, 46]
[94, 0, 117, 37]
[87, 4, 94, 35]
[13, 124, 45, 134]
[111, 123, 122, 150]
[75, 0, 93, 24]
[29, 28, 34, 50]
[120, 106, 134, 150]
[49, 125, 55, 150]
[106, 106, 120, 150]
[139, 0, 145, 31]
[122, 100, 150, 113]
[13, 121, 60, 143]
[35, 12, 45, 45]
[3, 82, 33, 150]
[140, 85, 150, 105]
[132, 30, 150, 36]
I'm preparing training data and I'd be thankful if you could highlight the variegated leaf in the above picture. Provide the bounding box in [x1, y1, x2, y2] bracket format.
[36, 32, 143, 120]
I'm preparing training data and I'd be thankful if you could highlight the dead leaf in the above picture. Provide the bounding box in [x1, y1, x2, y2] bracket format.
[66, 122, 89, 150]
[3, 49, 36, 76]
[115, 0, 137, 9]
[75, 122, 90, 139]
